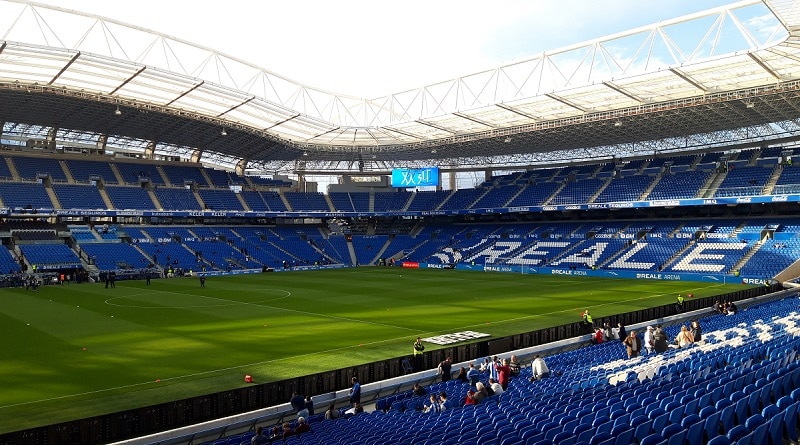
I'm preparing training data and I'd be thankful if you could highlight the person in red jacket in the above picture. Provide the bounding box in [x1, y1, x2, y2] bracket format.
[594, 327, 605, 344]
[496, 358, 512, 390]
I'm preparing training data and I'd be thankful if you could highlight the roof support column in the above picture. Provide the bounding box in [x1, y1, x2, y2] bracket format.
[447, 169, 455, 191]
[47, 127, 58, 149]
[97, 134, 108, 153]
[235, 159, 246, 176]
[144, 141, 155, 159]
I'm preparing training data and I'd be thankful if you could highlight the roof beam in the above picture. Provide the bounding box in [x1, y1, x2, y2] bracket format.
[453, 112, 495, 129]
[217, 96, 255, 118]
[747, 52, 782, 80]
[495, 103, 539, 120]
[602, 81, 646, 103]
[383, 126, 423, 140]
[109, 66, 147, 95]
[263, 113, 301, 131]
[308, 126, 342, 141]
[165, 81, 204, 107]
[48, 52, 80, 85]
[669, 68, 710, 93]
[544, 93, 587, 112]
[415, 119, 457, 134]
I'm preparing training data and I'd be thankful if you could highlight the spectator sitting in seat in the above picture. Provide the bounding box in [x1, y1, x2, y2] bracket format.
[439, 391, 452, 411]
[344, 401, 363, 417]
[455, 366, 468, 383]
[324, 403, 339, 420]
[488, 377, 504, 395]
[294, 417, 310, 435]
[281, 422, 293, 439]
[251, 426, 269, 445]
[423, 393, 441, 413]
[472, 382, 488, 404]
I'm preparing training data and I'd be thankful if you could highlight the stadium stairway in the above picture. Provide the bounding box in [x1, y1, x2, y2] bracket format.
[4, 157, 20, 181]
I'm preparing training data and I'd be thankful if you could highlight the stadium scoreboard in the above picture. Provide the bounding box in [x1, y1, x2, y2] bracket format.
[391, 167, 439, 188]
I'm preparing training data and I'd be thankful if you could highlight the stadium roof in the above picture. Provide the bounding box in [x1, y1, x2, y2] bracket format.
[2, 0, 800, 174]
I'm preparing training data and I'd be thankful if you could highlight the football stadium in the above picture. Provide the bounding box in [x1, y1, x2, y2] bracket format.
[2, 1, 800, 444]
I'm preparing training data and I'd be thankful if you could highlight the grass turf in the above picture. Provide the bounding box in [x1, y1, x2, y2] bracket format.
[0, 268, 750, 433]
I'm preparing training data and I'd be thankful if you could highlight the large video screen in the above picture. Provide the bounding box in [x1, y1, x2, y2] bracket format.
[391, 167, 439, 188]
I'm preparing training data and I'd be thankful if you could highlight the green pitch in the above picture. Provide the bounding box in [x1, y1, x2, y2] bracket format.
[0, 268, 748, 433]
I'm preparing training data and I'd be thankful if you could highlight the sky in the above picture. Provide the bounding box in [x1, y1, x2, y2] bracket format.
[38, 0, 738, 99]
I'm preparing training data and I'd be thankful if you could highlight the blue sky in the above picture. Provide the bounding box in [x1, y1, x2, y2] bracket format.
[44, 0, 738, 98]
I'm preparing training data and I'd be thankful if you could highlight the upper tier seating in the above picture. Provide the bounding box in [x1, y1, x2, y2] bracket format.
[329, 192, 370, 212]
[647, 170, 710, 200]
[550, 178, 606, 205]
[283, 192, 330, 211]
[64, 159, 118, 184]
[154, 187, 202, 210]
[105, 186, 156, 210]
[0, 157, 13, 180]
[204, 168, 232, 187]
[160, 164, 209, 187]
[406, 190, 451, 211]
[595, 175, 654, 203]
[113, 162, 164, 186]
[507, 182, 562, 207]
[239, 191, 269, 212]
[774, 164, 800, 194]
[0, 182, 53, 208]
[247, 176, 293, 187]
[715, 165, 774, 197]
[439, 188, 485, 211]
[373, 191, 412, 212]
[12, 156, 67, 182]
[52, 184, 106, 209]
[261, 191, 288, 211]
[470, 184, 522, 209]
[197, 189, 244, 211]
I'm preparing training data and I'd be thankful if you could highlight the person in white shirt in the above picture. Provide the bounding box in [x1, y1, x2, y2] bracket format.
[643, 326, 655, 354]
[423, 394, 441, 413]
[488, 377, 504, 395]
[531, 355, 550, 381]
